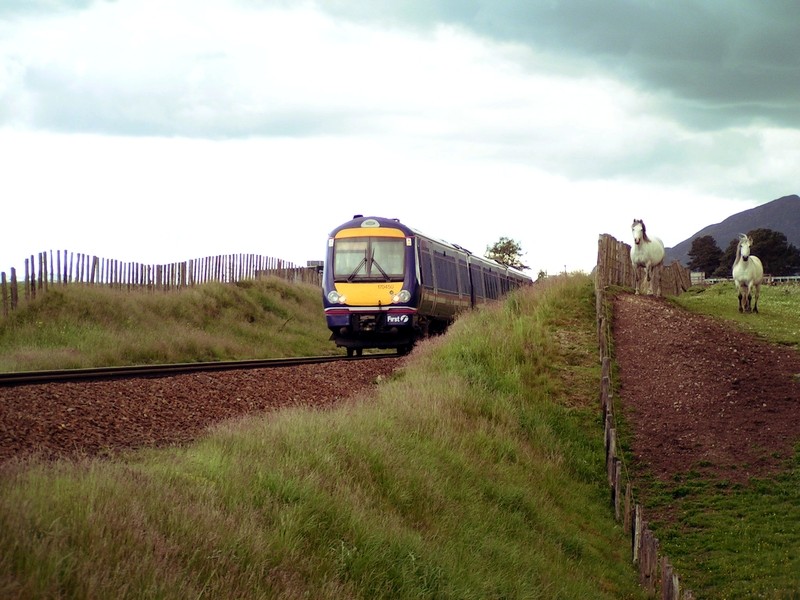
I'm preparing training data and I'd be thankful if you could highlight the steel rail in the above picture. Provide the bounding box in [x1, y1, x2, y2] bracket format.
[0, 354, 395, 387]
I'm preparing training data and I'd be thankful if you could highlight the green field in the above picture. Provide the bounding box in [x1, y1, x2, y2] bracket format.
[1, 277, 798, 598]
[0, 277, 337, 372]
[674, 281, 800, 348]
[0, 275, 648, 599]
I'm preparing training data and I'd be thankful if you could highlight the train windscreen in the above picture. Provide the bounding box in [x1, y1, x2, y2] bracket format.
[333, 237, 405, 282]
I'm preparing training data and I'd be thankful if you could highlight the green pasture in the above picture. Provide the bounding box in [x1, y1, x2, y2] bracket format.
[1, 275, 799, 597]
[673, 281, 800, 347]
[0, 275, 647, 599]
[0, 277, 336, 372]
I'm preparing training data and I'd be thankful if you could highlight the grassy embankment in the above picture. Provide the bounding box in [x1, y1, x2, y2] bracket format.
[620, 282, 800, 598]
[0, 274, 648, 599]
[0, 277, 337, 372]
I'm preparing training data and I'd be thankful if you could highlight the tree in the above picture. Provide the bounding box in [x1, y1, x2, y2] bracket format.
[714, 237, 739, 277]
[485, 237, 529, 270]
[748, 228, 800, 276]
[714, 228, 800, 277]
[687, 235, 723, 276]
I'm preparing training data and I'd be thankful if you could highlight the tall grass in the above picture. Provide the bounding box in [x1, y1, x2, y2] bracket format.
[0, 275, 647, 599]
[0, 277, 335, 372]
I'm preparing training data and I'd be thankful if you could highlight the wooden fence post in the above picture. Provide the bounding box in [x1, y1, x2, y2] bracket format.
[606, 428, 616, 486]
[10, 268, 18, 310]
[39, 251, 46, 292]
[89, 256, 98, 284]
[1, 272, 7, 318]
[614, 459, 623, 521]
[25, 257, 33, 301]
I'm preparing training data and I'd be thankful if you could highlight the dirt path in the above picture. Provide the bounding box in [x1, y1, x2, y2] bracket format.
[612, 293, 800, 485]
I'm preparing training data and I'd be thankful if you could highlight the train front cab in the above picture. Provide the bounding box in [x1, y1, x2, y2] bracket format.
[322, 217, 419, 356]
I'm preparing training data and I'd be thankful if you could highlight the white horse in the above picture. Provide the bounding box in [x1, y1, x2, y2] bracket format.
[732, 234, 764, 313]
[630, 219, 665, 295]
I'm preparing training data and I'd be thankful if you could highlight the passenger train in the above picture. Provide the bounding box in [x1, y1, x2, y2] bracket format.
[322, 215, 532, 356]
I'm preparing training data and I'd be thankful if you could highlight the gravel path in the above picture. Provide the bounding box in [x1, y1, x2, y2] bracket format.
[0, 358, 404, 463]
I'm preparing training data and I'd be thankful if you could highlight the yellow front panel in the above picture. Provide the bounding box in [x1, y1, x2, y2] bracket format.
[335, 282, 402, 306]
[335, 227, 406, 239]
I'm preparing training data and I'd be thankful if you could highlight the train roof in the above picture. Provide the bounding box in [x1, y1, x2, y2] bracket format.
[329, 215, 531, 281]
[329, 215, 465, 251]
[329, 215, 412, 236]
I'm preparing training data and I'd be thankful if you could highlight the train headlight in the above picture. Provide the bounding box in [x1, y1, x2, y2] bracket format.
[392, 289, 411, 303]
[327, 291, 346, 304]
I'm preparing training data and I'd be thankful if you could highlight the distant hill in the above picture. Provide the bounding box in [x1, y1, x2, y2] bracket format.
[665, 194, 800, 267]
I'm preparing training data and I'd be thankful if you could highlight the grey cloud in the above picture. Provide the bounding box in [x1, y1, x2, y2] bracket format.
[3, 0, 797, 204]
[319, 0, 800, 130]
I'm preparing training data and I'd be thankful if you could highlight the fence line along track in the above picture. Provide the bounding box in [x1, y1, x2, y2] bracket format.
[1, 249, 323, 317]
[595, 232, 694, 600]
[0, 354, 395, 387]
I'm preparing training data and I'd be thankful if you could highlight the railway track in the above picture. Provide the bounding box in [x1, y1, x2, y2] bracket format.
[0, 353, 405, 462]
[0, 353, 396, 387]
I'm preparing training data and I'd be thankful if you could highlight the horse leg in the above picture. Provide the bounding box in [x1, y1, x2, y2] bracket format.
[753, 284, 760, 313]
[744, 283, 753, 313]
[653, 264, 661, 296]
[633, 266, 640, 295]
[737, 288, 744, 313]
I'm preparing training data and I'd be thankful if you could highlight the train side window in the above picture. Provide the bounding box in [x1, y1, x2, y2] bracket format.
[433, 250, 458, 293]
[485, 271, 499, 299]
[471, 264, 485, 299]
[419, 257, 434, 290]
[457, 259, 470, 295]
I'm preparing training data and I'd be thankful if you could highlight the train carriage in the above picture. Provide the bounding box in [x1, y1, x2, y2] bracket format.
[322, 215, 531, 356]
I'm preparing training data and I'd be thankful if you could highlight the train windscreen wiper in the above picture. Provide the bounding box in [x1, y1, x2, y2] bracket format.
[371, 256, 391, 281]
[347, 255, 368, 282]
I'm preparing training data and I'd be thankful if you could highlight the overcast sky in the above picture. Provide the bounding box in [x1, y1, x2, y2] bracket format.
[1, 0, 797, 276]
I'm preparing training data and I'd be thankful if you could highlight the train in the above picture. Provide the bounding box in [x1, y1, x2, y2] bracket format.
[322, 215, 532, 356]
